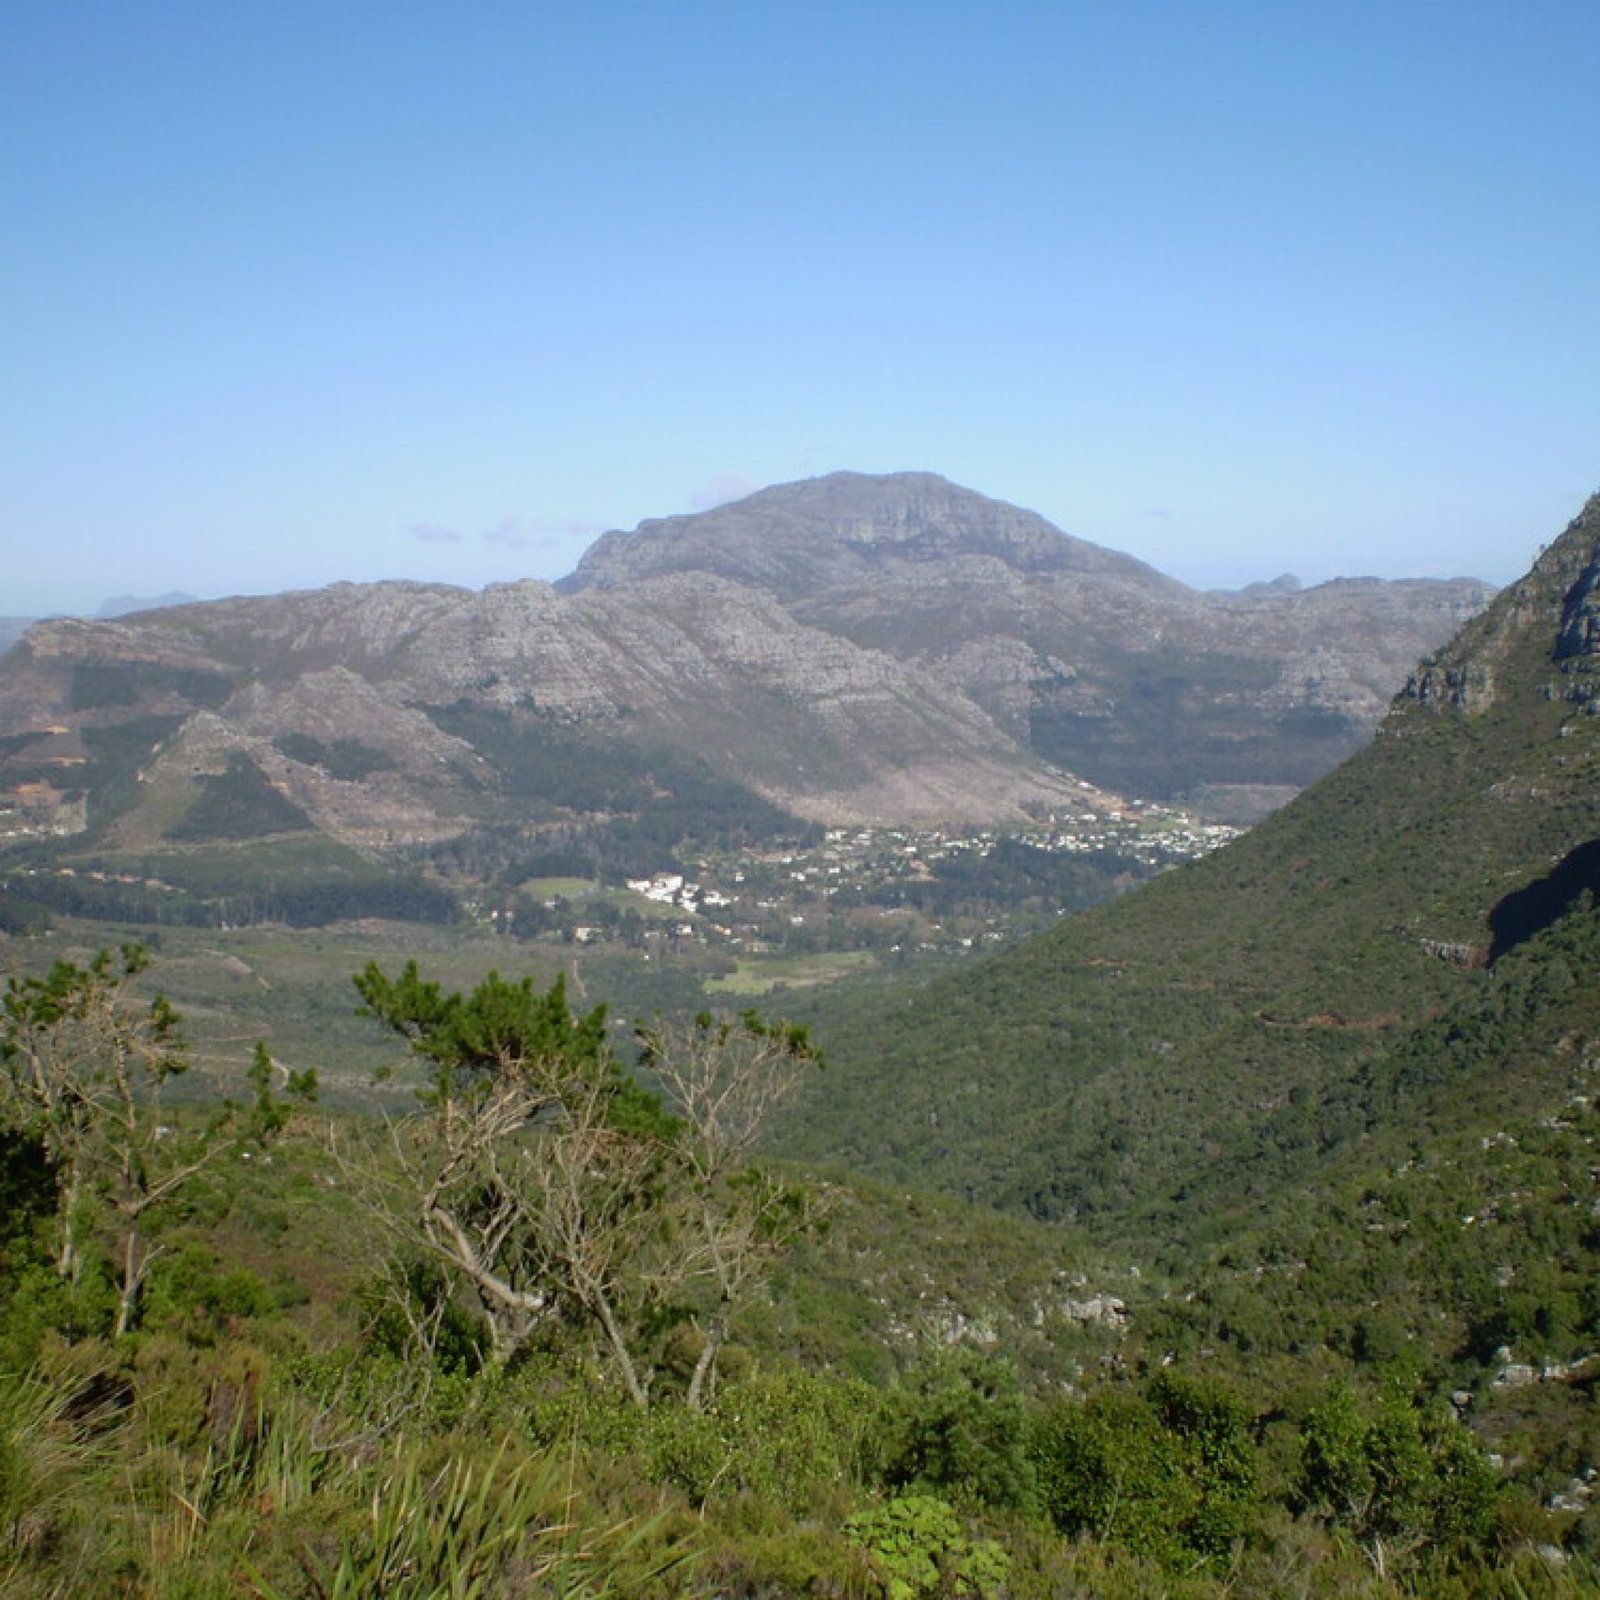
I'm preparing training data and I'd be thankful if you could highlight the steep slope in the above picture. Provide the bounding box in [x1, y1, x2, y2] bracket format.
[781, 491, 1600, 1237]
[565, 472, 1493, 811]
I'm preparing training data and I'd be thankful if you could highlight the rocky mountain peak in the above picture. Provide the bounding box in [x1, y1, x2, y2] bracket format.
[1400, 490, 1600, 716]
[558, 471, 1176, 600]
[1552, 494, 1600, 678]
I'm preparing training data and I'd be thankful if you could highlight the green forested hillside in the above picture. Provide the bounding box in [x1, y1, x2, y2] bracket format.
[780, 495, 1600, 1240]
[2, 497, 1598, 1598]
[1, 948, 1579, 1599]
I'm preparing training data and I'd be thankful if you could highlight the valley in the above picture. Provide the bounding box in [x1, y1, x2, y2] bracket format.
[0, 473, 1482, 988]
[0, 800, 1238, 1110]
[3, 476, 1599, 1597]
[10, 0, 1594, 1588]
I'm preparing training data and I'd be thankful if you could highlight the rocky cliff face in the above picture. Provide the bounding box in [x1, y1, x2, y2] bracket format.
[1553, 499, 1600, 709]
[1401, 493, 1600, 716]
[0, 472, 1496, 861]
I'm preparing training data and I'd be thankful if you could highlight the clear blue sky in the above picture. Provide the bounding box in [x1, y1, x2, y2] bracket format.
[4, 0, 1597, 616]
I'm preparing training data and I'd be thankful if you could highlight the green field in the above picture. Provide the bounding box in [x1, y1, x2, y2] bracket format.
[0, 918, 580, 1105]
[518, 875, 599, 898]
[706, 949, 878, 996]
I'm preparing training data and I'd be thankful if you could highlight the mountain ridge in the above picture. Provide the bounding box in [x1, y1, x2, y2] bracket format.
[0, 473, 1495, 885]
[561, 472, 1494, 809]
[560, 470, 1178, 597]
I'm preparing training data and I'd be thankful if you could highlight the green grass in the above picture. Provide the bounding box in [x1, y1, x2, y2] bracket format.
[595, 886, 689, 921]
[521, 875, 600, 898]
[0, 916, 747, 1104]
[86, 832, 385, 892]
[22, 833, 459, 929]
[707, 951, 878, 997]
[0, 919, 558, 1102]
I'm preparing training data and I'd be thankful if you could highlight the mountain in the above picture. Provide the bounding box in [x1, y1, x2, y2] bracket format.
[0, 572, 1090, 908]
[779, 489, 1600, 1243]
[0, 595, 200, 657]
[0, 474, 1490, 922]
[568, 472, 1494, 815]
[561, 470, 1173, 597]
[96, 591, 199, 619]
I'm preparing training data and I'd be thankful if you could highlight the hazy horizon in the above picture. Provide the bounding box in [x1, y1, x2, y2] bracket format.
[3, 463, 1524, 625]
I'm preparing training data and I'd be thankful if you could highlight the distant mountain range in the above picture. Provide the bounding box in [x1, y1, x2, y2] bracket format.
[565, 473, 1494, 816]
[0, 594, 198, 656]
[0, 474, 1491, 891]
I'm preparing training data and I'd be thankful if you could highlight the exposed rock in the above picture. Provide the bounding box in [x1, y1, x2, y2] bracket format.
[1549, 1477, 1593, 1514]
[575, 473, 1492, 807]
[561, 471, 1171, 598]
[1493, 1361, 1540, 1389]
[0, 565, 1095, 855]
[1401, 492, 1600, 718]
[1061, 1293, 1129, 1329]
[1419, 938, 1488, 968]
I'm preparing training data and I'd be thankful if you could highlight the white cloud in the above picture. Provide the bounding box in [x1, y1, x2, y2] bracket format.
[483, 515, 605, 551]
[688, 472, 762, 512]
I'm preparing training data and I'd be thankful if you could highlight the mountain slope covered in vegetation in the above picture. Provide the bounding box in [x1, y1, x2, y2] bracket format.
[782, 492, 1600, 1240]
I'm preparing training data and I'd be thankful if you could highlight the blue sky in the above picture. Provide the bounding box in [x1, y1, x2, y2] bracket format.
[4, 0, 1597, 616]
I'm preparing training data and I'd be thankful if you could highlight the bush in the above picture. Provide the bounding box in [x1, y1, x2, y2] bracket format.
[844, 1493, 1010, 1600]
[882, 1346, 1036, 1512]
[1297, 1384, 1499, 1568]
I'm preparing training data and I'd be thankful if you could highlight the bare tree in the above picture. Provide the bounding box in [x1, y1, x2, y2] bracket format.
[1, 947, 231, 1334]
[351, 962, 675, 1380]
[637, 1011, 825, 1408]
[355, 1066, 562, 1366]
[521, 1072, 674, 1406]
[351, 967, 824, 1407]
